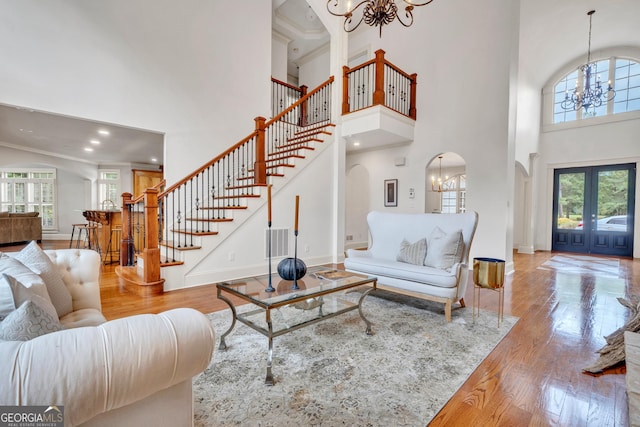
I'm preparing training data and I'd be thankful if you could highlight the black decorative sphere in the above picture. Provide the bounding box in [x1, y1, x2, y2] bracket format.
[277, 257, 307, 281]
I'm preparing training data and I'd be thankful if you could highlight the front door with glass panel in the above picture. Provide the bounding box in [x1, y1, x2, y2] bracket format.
[552, 163, 635, 257]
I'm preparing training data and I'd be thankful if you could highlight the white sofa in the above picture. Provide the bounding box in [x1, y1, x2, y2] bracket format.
[345, 211, 479, 322]
[0, 246, 215, 427]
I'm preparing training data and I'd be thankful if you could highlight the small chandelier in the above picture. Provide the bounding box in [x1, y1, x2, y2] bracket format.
[431, 156, 449, 193]
[561, 10, 615, 114]
[326, 0, 435, 38]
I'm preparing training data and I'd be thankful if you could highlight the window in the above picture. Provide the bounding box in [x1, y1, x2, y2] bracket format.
[440, 174, 466, 214]
[98, 170, 121, 207]
[0, 169, 56, 229]
[553, 57, 640, 123]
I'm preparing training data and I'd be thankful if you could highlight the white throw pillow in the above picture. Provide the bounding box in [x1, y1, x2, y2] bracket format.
[396, 238, 427, 266]
[0, 254, 52, 307]
[424, 227, 464, 270]
[0, 300, 63, 341]
[14, 241, 73, 317]
[1, 273, 59, 320]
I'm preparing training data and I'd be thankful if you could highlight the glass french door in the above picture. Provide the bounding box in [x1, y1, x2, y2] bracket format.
[552, 163, 636, 257]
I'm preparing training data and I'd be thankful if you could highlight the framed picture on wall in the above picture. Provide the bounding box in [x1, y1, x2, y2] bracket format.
[384, 179, 398, 207]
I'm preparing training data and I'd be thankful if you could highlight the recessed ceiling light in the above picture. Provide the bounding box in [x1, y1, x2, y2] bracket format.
[84, 147, 94, 152]
[90, 139, 100, 145]
[353, 142, 360, 146]
[98, 129, 110, 136]
[151, 158, 158, 162]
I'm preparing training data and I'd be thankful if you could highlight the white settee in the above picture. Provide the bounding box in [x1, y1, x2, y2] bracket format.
[345, 211, 479, 322]
[0, 246, 215, 427]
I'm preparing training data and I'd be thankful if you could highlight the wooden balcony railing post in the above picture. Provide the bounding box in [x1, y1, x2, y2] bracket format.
[299, 85, 308, 126]
[142, 187, 161, 284]
[342, 65, 350, 115]
[254, 116, 267, 185]
[409, 73, 417, 120]
[120, 192, 134, 266]
[373, 49, 386, 107]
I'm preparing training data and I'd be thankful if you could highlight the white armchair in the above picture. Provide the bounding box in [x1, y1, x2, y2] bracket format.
[0, 248, 215, 427]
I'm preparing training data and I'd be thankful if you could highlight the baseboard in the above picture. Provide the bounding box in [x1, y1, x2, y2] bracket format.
[517, 245, 534, 254]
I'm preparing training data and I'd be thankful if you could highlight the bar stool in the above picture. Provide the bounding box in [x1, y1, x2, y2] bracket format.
[85, 222, 101, 255]
[69, 223, 90, 248]
[103, 226, 122, 264]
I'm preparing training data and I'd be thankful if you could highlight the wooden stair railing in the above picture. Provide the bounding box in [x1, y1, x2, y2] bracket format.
[342, 49, 417, 119]
[118, 76, 334, 288]
[271, 77, 308, 123]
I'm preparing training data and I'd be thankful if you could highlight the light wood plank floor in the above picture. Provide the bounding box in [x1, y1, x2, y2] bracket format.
[7, 241, 637, 426]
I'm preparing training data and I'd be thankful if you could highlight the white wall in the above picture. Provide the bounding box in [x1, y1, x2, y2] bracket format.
[345, 164, 370, 248]
[344, 0, 519, 266]
[0, 0, 272, 187]
[298, 45, 330, 89]
[272, 32, 290, 83]
[178, 139, 338, 287]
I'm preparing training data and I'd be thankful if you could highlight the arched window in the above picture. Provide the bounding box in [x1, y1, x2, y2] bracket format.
[553, 57, 640, 123]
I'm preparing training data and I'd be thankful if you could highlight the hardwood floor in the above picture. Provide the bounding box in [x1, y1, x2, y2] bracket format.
[6, 241, 636, 426]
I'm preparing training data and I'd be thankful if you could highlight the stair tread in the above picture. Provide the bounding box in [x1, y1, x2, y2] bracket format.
[213, 194, 260, 200]
[170, 229, 219, 236]
[160, 241, 203, 250]
[271, 146, 315, 155]
[200, 205, 248, 210]
[185, 217, 234, 222]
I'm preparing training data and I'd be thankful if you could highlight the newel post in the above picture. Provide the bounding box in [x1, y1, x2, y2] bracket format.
[409, 73, 417, 120]
[373, 49, 386, 107]
[142, 187, 161, 284]
[120, 192, 134, 266]
[299, 85, 308, 126]
[254, 116, 267, 185]
[342, 65, 350, 115]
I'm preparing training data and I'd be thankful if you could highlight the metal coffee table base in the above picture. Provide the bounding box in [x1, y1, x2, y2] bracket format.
[218, 286, 376, 385]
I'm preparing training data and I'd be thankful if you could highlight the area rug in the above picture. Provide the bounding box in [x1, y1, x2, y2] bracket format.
[193, 289, 518, 426]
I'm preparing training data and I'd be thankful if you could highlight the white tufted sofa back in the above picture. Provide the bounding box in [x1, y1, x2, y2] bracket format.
[44, 248, 102, 312]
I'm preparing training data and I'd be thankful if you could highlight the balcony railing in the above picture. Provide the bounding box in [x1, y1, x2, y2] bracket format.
[342, 49, 417, 119]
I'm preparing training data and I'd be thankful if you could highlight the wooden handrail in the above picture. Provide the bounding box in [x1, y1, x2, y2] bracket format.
[346, 58, 376, 74]
[271, 77, 303, 93]
[156, 76, 334, 199]
[158, 130, 258, 199]
[265, 75, 334, 128]
[343, 50, 416, 83]
[122, 76, 334, 286]
[130, 178, 166, 204]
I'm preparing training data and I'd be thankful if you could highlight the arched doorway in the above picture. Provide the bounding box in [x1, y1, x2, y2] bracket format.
[345, 164, 370, 249]
[425, 152, 466, 213]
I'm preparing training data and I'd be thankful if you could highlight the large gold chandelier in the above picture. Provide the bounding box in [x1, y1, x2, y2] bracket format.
[326, 0, 436, 38]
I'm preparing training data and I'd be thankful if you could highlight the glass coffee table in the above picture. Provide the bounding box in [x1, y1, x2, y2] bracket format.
[216, 266, 377, 385]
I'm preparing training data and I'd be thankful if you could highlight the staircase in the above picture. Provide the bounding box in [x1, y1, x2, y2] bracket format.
[117, 76, 335, 293]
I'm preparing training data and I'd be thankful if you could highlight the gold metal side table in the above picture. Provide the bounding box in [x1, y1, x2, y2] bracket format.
[472, 257, 505, 327]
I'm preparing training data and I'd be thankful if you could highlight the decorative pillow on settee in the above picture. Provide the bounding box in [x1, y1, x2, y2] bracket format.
[396, 238, 427, 265]
[424, 226, 464, 270]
